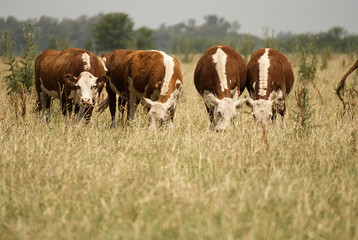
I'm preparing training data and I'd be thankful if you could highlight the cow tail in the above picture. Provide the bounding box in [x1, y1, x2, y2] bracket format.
[96, 96, 110, 113]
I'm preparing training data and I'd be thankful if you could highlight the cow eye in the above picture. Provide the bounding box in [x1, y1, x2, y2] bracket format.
[75, 84, 81, 90]
[91, 85, 98, 90]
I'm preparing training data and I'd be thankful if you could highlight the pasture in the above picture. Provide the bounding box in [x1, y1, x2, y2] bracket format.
[0, 54, 358, 239]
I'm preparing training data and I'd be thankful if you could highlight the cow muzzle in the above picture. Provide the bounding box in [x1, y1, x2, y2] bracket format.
[81, 98, 92, 106]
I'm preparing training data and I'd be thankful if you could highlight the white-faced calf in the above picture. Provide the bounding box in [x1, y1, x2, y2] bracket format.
[194, 45, 247, 131]
[99, 50, 183, 130]
[35, 48, 108, 122]
[244, 48, 294, 128]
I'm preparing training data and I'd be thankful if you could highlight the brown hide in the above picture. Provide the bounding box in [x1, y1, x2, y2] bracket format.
[246, 48, 294, 100]
[35, 48, 108, 118]
[194, 45, 247, 99]
[105, 49, 137, 95]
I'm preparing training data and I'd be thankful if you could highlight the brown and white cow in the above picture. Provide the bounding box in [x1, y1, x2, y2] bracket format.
[244, 48, 294, 128]
[194, 45, 247, 131]
[99, 49, 183, 130]
[35, 48, 108, 122]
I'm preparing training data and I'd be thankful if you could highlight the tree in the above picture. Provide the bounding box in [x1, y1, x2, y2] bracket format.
[135, 27, 155, 50]
[91, 13, 134, 52]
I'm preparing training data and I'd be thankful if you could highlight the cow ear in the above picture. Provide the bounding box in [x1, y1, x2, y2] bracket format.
[270, 90, 283, 101]
[96, 75, 109, 87]
[64, 74, 78, 89]
[166, 96, 176, 111]
[100, 53, 108, 63]
[234, 98, 248, 109]
[244, 96, 255, 109]
[143, 97, 154, 109]
[203, 92, 219, 108]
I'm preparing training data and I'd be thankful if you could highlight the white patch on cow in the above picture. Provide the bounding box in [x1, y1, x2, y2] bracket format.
[212, 48, 228, 92]
[82, 53, 91, 71]
[231, 87, 238, 100]
[74, 71, 98, 105]
[157, 51, 175, 96]
[258, 48, 270, 96]
[269, 90, 278, 100]
[39, 78, 58, 98]
[99, 57, 108, 72]
[176, 79, 182, 87]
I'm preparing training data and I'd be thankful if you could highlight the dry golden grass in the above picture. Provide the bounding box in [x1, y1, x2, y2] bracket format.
[0, 54, 358, 239]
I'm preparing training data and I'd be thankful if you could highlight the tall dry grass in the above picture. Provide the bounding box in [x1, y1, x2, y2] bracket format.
[0, 55, 358, 239]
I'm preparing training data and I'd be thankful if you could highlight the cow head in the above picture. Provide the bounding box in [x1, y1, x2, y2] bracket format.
[143, 89, 180, 130]
[244, 90, 285, 128]
[204, 92, 245, 131]
[64, 72, 108, 106]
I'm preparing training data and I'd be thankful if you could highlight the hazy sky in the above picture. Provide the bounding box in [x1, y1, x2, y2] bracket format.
[1, 0, 357, 37]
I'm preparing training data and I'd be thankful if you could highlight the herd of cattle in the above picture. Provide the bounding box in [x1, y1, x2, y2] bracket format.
[34, 45, 295, 131]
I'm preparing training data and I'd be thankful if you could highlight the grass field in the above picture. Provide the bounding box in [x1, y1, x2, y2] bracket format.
[1, 54, 358, 239]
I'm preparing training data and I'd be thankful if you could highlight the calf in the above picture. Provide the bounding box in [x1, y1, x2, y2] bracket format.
[194, 45, 247, 131]
[35, 48, 108, 122]
[99, 50, 183, 130]
[244, 48, 294, 128]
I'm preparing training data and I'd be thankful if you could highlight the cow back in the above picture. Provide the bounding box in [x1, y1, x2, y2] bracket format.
[124, 50, 183, 103]
[194, 45, 246, 100]
[247, 48, 294, 100]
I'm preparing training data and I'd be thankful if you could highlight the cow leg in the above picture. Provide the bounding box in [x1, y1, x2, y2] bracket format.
[61, 95, 69, 117]
[118, 97, 127, 122]
[39, 91, 51, 122]
[127, 90, 139, 121]
[107, 85, 117, 128]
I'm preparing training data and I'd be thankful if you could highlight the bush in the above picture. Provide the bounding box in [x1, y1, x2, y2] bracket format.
[1, 24, 40, 94]
[295, 37, 318, 83]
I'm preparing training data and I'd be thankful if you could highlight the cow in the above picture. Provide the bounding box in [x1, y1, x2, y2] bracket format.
[35, 48, 108, 122]
[194, 45, 247, 131]
[98, 49, 183, 130]
[243, 48, 294, 128]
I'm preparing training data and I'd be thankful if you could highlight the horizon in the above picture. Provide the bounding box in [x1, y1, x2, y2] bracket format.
[1, 0, 357, 38]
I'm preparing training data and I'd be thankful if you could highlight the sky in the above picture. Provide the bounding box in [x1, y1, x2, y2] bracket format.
[1, 0, 357, 37]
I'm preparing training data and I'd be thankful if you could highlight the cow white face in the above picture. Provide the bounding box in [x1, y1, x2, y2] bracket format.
[244, 90, 284, 128]
[203, 92, 245, 131]
[146, 102, 173, 130]
[246, 99, 274, 127]
[143, 90, 179, 130]
[64, 72, 107, 106]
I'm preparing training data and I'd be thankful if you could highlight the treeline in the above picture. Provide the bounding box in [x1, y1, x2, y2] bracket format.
[1, 13, 358, 55]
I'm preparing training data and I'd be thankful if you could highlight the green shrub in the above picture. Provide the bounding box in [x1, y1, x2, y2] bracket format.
[1, 24, 40, 94]
[296, 37, 318, 83]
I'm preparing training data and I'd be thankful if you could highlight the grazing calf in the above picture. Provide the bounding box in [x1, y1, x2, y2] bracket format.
[99, 50, 183, 130]
[244, 48, 294, 128]
[194, 45, 247, 131]
[35, 48, 108, 122]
